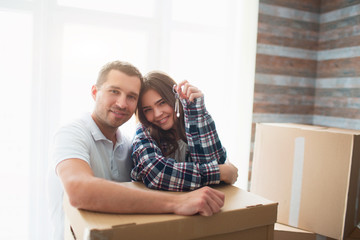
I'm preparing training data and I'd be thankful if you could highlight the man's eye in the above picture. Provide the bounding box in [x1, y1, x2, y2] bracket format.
[110, 90, 119, 94]
[128, 95, 137, 101]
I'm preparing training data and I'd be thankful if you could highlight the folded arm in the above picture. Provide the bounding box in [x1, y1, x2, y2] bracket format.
[57, 158, 224, 216]
[181, 95, 227, 164]
[176, 81, 237, 184]
[130, 126, 221, 191]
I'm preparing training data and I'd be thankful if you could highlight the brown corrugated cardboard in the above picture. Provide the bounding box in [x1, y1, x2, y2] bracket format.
[64, 182, 278, 240]
[275, 223, 316, 240]
[251, 123, 360, 240]
[275, 223, 336, 240]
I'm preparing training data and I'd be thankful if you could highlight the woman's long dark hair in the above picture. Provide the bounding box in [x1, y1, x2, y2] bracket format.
[137, 71, 187, 156]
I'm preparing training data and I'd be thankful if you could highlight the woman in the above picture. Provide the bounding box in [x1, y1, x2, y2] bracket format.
[130, 71, 238, 191]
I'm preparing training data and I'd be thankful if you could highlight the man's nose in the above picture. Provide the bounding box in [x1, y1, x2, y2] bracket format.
[116, 95, 127, 108]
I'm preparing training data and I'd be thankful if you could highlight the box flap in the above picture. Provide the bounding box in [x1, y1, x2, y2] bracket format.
[64, 183, 278, 240]
[258, 122, 360, 135]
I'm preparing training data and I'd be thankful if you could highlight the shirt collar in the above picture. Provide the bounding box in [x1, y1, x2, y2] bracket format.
[84, 113, 124, 145]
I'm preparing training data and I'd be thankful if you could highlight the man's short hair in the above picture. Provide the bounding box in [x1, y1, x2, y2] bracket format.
[96, 60, 143, 88]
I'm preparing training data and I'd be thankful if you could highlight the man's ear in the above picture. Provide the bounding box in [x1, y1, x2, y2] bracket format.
[91, 85, 98, 100]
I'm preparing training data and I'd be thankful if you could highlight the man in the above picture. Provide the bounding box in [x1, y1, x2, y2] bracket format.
[47, 61, 225, 240]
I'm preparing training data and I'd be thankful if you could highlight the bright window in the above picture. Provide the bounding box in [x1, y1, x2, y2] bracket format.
[168, 30, 228, 120]
[172, 0, 227, 27]
[57, 0, 155, 17]
[60, 23, 149, 137]
[0, 10, 32, 239]
[0, 0, 258, 239]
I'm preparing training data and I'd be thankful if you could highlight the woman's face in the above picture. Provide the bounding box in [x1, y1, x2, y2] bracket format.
[141, 89, 175, 131]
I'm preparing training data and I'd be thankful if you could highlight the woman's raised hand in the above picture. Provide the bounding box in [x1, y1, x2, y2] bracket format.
[175, 80, 203, 102]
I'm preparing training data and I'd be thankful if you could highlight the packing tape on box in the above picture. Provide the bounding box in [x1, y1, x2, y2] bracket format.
[83, 227, 90, 240]
[289, 137, 305, 227]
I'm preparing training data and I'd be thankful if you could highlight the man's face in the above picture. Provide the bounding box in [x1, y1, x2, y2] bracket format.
[92, 69, 141, 132]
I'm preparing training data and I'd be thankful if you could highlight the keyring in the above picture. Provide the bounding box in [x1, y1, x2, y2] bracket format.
[172, 84, 177, 94]
[173, 84, 180, 118]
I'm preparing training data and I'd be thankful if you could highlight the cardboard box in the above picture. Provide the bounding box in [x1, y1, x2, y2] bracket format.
[275, 223, 336, 240]
[251, 123, 360, 240]
[275, 223, 316, 240]
[64, 182, 278, 240]
[346, 226, 360, 240]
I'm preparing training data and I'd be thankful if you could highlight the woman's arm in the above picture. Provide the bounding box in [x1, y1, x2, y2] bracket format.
[176, 80, 227, 164]
[176, 81, 238, 184]
[130, 125, 221, 191]
[182, 96, 227, 164]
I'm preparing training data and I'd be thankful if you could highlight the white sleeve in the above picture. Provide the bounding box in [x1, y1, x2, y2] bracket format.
[50, 122, 91, 174]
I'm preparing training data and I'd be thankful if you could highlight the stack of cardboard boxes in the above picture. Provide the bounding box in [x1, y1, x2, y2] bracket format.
[251, 123, 360, 240]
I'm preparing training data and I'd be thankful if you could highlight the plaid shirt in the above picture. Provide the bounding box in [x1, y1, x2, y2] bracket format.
[130, 96, 226, 191]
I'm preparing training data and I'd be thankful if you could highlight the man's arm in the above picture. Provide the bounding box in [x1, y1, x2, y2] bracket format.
[57, 158, 225, 216]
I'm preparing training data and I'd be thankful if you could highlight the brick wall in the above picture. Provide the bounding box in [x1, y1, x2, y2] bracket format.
[249, 0, 360, 182]
[315, 0, 360, 128]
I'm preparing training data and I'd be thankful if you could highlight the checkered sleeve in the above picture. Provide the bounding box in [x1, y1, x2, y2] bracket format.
[182, 96, 227, 164]
[130, 124, 220, 191]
